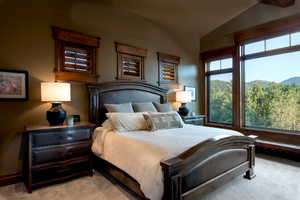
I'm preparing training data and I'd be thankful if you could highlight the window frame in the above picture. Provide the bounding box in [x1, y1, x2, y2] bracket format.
[201, 47, 236, 127]
[234, 14, 300, 137]
[157, 52, 180, 86]
[115, 42, 147, 81]
[52, 26, 100, 83]
[239, 34, 300, 135]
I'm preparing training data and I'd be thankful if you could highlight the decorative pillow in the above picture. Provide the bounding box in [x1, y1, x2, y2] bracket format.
[143, 112, 184, 131]
[106, 112, 148, 132]
[132, 102, 157, 112]
[104, 103, 134, 113]
[153, 102, 173, 112]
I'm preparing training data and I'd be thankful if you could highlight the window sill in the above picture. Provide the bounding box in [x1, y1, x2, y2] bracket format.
[55, 72, 98, 83]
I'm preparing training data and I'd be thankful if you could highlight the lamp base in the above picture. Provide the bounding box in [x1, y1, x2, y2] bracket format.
[178, 103, 189, 117]
[47, 103, 67, 126]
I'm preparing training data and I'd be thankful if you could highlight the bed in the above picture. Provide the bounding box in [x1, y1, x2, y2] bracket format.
[87, 81, 256, 200]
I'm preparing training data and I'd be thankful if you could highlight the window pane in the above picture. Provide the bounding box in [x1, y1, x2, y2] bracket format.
[208, 60, 220, 71]
[221, 58, 233, 69]
[208, 73, 232, 124]
[244, 40, 265, 55]
[244, 51, 300, 131]
[266, 34, 289, 51]
[291, 32, 300, 46]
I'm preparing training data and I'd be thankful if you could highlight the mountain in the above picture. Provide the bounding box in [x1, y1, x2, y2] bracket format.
[245, 80, 271, 89]
[281, 77, 300, 86]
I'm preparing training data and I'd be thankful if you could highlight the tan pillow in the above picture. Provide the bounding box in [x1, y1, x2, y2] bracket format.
[106, 112, 147, 132]
[132, 102, 157, 112]
[104, 103, 134, 113]
[143, 112, 184, 131]
[153, 102, 173, 112]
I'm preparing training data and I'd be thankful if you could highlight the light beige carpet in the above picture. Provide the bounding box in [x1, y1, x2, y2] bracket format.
[0, 154, 299, 200]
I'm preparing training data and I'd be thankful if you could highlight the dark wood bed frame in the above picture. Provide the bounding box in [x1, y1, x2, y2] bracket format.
[87, 81, 256, 200]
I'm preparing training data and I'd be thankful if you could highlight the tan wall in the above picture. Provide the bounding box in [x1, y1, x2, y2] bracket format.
[0, 0, 199, 176]
[200, 2, 300, 52]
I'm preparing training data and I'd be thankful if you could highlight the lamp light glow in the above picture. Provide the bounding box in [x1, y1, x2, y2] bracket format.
[41, 82, 71, 102]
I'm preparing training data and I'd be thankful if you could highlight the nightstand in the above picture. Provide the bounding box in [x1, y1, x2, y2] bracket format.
[182, 115, 206, 126]
[23, 122, 95, 193]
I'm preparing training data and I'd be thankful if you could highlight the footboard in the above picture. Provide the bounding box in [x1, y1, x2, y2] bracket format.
[160, 135, 255, 200]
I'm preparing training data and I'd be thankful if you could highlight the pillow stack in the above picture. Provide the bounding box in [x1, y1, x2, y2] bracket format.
[103, 102, 183, 132]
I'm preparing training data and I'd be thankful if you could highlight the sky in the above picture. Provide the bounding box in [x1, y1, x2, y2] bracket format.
[245, 51, 300, 83]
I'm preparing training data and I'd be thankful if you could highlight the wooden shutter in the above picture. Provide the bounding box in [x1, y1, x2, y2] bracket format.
[115, 42, 147, 80]
[63, 45, 92, 72]
[157, 52, 180, 85]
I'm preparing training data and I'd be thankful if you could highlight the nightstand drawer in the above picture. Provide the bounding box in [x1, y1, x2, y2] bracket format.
[32, 141, 91, 165]
[184, 118, 204, 125]
[32, 158, 90, 185]
[32, 127, 91, 147]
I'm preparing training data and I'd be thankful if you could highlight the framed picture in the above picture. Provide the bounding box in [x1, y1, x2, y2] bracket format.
[0, 69, 28, 101]
[184, 86, 196, 102]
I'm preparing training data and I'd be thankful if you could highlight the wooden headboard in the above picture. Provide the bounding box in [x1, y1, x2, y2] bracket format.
[87, 81, 168, 126]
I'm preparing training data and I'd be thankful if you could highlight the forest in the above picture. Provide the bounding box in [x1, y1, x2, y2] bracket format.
[209, 77, 300, 132]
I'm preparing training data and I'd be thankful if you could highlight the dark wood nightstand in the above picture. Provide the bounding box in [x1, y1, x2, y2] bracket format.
[23, 122, 95, 193]
[182, 115, 206, 126]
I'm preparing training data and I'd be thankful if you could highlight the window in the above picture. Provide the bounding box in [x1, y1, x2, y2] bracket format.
[241, 31, 300, 132]
[157, 52, 180, 86]
[202, 47, 234, 125]
[52, 26, 100, 82]
[115, 42, 147, 80]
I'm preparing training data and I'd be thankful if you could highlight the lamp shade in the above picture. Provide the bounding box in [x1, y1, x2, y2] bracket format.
[41, 82, 71, 102]
[175, 91, 192, 103]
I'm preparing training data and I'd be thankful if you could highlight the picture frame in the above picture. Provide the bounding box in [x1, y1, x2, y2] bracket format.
[184, 86, 196, 102]
[0, 69, 28, 101]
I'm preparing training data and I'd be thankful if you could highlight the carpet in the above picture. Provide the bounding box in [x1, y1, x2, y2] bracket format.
[0, 153, 299, 200]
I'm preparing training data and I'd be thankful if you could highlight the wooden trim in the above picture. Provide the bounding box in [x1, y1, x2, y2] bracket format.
[0, 173, 22, 187]
[260, 0, 295, 8]
[51, 26, 101, 47]
[55, 71, 98, 83]
[241, 44, 300, 60]
[157, 52, 180, 64]
[157, 52, 180, 85]
[234, 14, 300, 43]
[205, 68, 233, 75]
[115, 42, 147, 57]
[200, 46, 234, 61]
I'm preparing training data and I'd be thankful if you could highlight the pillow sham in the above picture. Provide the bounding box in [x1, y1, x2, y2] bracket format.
[153, 102, 173, 112]
[104, 103, 134, 113]
[143, 111, 184, 131]
[106, 112, 148, 132]
[132, 102, 157, 112]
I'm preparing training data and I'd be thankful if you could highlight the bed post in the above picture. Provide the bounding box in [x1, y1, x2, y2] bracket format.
[244, 144, 256, 179]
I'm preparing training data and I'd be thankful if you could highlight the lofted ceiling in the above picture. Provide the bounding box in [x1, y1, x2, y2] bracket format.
[101, 0, 258, 58]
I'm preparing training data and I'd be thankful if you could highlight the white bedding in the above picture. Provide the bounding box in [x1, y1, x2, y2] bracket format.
[92, 124, 243, 200]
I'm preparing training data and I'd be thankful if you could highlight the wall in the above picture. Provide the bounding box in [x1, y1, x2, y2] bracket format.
[0, 0, 199, 176]
[200, 2, 300, 52]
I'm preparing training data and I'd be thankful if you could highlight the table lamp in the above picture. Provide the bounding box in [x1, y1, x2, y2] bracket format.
[41, 82, 71, 126]
[175, 91, 192, 117]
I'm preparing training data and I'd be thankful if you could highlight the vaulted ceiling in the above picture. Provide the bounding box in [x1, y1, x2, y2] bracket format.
[102, 0, 258, 58]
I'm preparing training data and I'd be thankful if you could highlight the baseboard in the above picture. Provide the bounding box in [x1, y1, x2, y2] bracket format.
[0, 173, 22, 187]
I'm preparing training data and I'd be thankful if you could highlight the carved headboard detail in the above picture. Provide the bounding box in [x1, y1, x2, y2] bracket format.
[87, 81, 168, 126]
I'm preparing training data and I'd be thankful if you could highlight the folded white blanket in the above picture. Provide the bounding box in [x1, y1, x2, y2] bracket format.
[92, 124, 243, 200]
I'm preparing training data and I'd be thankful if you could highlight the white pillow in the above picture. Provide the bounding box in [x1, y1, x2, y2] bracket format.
[105, 112, 148, 132]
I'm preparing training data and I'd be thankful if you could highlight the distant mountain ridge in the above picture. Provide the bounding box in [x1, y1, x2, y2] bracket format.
[211, 77, 300, 87]
[245, 77, 300, 87]
[281, 77, 300, 86]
